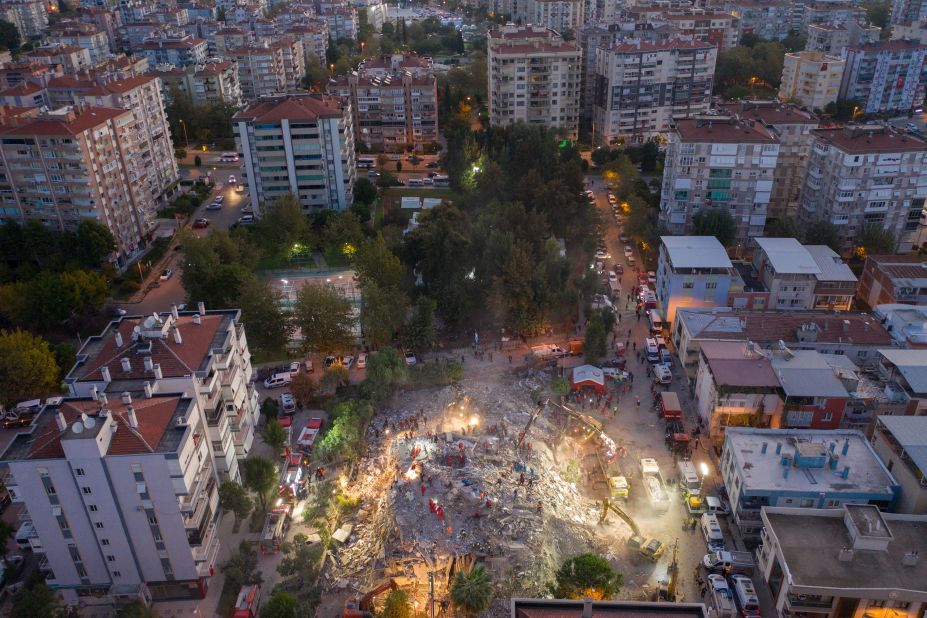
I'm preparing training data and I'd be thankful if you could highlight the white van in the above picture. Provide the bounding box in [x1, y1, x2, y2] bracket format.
[731, 574, 761, 617]
[645, 338, 659, 362]
[648, 310, 664, 334]
[701, 512, 725, 550]
[407, 178, 424, 187]
[263, 373, 291, 389]
[677, 461, 701, 496]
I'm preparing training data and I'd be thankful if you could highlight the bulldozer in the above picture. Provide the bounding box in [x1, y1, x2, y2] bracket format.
[343, 579, 398, 617]
[598, 499, 665, 562]
[653, 539, 680, 602]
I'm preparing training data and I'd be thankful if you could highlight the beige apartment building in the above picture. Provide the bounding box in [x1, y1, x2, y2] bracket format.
[779, 51, 844, 110]
[488, 25, 581, 139]
[798, 125, 927, 253]
[0, 107, 154, 265]
[233, 38, 305, 101]
[525, 0, 585, 35]
[328, 55, 438, 152]
[592, 37, 716, 145]
[152, 61, 242, 106]
[659, 116, 780, 242]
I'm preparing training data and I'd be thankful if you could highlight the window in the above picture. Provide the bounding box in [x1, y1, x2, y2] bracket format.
[74, 468, 85, 476]
[683, 282, 694, 289]
[113, 571, 121, 578]
[107, 555, 115, 562]
[705, 281, 717, 289]
[101, 539, 110, 546]
[95, 522, 104, 529]
[800, 499, 814, 507]
[821, 412, 833, 422]
[81, 487, 92, 495]
[89, 505, 98, 512]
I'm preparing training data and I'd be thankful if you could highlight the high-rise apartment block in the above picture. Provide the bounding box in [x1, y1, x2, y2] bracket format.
[724, 0, 792, 40]
[135, 35, 208, 67]
[798, 125, 927, 253]
[234, 94, 356, 213]
[841, 39, 927, 114]
[5, 0, 49, 38]
[328, 54, 438, 152]
[592, 38, 716, 145]
[526, 0, 584, 34]
[891, 0, 927, 25]
[806, 21, 881, 55]
[152, 61, 242, 106]
[487, 25, 581, 139]
[659, 116, 779, 242]
[232, 38, 305, 101]
[779, 51, 844, 110]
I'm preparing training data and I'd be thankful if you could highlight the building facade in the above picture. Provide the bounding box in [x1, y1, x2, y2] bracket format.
[779, 51, 844, 109]
[152, 61, 242, 106]
[525, 0, 585, 34]
[591, 38, 716, 146]
[487, 25, 581, 139]
[135, 36, 208, 67]
[840, 39, 927, 114]
[656, 236, 736, 325]
[234, 94, 356, 213]
[659, 116, 779, 242]
[871, 415, 927, 514]
[798, 126, 927, 253]
[858, 255, 927, 308]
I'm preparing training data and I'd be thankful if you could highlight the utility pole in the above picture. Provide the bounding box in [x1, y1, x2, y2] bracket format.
[428, 571, 435, 618]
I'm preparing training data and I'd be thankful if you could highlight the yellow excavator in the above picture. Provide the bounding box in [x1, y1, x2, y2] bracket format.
[654, 539, 680, 601]
[598, 498, 665, 562]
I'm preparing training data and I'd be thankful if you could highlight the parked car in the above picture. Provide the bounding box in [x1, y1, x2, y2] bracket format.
[425, 162, 439, 169]
[357, 352, 368, 369]
[192, 218, 210, 229]
[404, 350, 417, 365]
[160, 269, 173, 280]
[263, 373, 291, 389]
[279, 393, 297, 414]
[206, 201, 222, 210]
[238, 215, 255, 225]
[213, 195, 225, 204]
[341, 355, 355, 369]
[228, 175, 237, 184]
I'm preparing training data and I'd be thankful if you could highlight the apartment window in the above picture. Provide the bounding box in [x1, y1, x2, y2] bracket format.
[113, 571, 121, 578]
[107, 555, 115, 562]
[821, 412, 833, 422]
[82, 487, 92, 495]
[683, 282, 694, 289]
[705, 282, 717, 289]
[74, 468, 85, 476]
[89, 505, 98, 512]
[95, 522, 104, 529]
[101, 539, 110, 546]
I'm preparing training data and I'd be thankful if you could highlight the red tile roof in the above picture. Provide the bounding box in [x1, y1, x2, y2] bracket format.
[2, 107, 128, 137]
[605, 38, 716, 53]
[718, 102, 819, 125]
[27, 396, 187, 459]
[813, 126, 927, 154]
[234, 94, 344, 123]
[683, 310, 892, 345]
[674, 117, 777, 143]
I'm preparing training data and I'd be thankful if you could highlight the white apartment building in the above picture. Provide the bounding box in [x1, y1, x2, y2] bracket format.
[487, 25, 581, 139]
[841, 39, 927, 114]
[806, 22, 881, 54]
[66, 306, 259, 483]
[799, 125, 927, 253]
[234, 93, 356, 213]
[659, 116, 780, 242]
[135, 36, 208, 67]
[152, 61, 242, 106]
[757, 505, 927, 618]
[0, 392, 222, 607]
[752, 237, 857, 310]
[232, 38, 304, 101]
[871, 415, 927, 514]
[779, 51, 844, 110]
[525, 0, 584, 34]
[6, 0, 49, 38]
[48, 23, 112, 65]
[592, 38, 716, 146]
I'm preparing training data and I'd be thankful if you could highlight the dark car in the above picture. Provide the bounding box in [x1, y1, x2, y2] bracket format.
[192, 218, 210, 229]
[425, 162, 439, 169]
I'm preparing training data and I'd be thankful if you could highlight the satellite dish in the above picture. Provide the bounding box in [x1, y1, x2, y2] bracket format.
[72, 422, 84, 434]
[84, 417, 96, 429]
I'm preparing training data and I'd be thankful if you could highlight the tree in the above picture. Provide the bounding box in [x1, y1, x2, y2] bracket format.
[241, 456, 278, 514]
[363, 346, 408, 401]
[218, 481, 253, 528]
[0, 20, 21, 51]
[256, 194, 311, 262]
[353, 177, 378, 205]
[803, 220, 842, 252]
[0, 330, 60, 407]
[863, 0, 891, 28]
[355, 235, 407, 290]
[402, 297, 437, 354]
[194, 155, 202, 167]
[857, 222, 896, 256]
[549, 553, 622, 600]
[692, 209, 737, 247]
[261, 592, 300, 618]
[261, 396, 279, 419]
[0, 520, 13, 564]
[117, 601, 157, 618]
[584, 314, 607, 364]
[449, 566, 493, 617]
[262, 418, 288, 457]
[381, 589, 413, 618]
[75, 220, 115, 267]
[551, 376, 570, 400]
[291, 284, 356, 353]
[312, 399, 374, 461]
[320, 365, 349, 393]
[290, 372, 318, 407]
[765, 217, 802, 239]
[237, 276, 291, 354]
[11, 584, 59, 618]
[222, 540, 261, 589]
[396, 160, 402, 173]
[824, 98, 860, 122]
[361, 281, 408, 347]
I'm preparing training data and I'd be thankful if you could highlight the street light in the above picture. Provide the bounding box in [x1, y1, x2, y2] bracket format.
[178, 118, 190, 148]
[699, 462, 709, 496]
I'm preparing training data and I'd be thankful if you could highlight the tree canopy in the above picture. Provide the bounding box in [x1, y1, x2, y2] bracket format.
[291, 284, 356, 353]
[449, 566, 493, 616]
[0, 330, 60, 406]
[692, 209, 737, 248]
[549, 553, 623, 600]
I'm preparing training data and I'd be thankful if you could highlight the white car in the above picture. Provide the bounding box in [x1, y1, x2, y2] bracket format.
[356, 352, 368, 369]
[228, 175, 237, 184]
[608, 271, 618, 283]
[288, 361, 301, 375]
[623, 246, 633, 256]
[594, 250, 611, 260]
[341, 355, 355, 369]
[404, 351, 417, 365]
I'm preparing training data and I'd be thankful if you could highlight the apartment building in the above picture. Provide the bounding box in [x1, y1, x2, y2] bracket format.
[873, 303, 927, 347]
[591, 38, 716, 146]
[875, 349, 927, 417]
[233, 38, 305, 101]
[45, 74, 180, 210]
[283, 20, 329, 64]
[801, 0, 867, 34]
[806, 21, 881, 54]
[0, 107, 155, 265]
[152, 61, 242, 106]
[5, 0, 49, 38]
[841, 39, 927, 114]
[525, 0, 584, 34]
[578, 23, 619, 120]
[234, 94, 356, 213]
[672, 307, 893, 379]
[659, 116, 779, 242]
[756, 505, 927, 618]
[859, 255, 927, 307]
[798, 126, 927, 253]
[724, 0, 792, 40]
[318, 6, 357, 41]
[49, 23, 112, 64]
[721, 429, 898, 538]
[752, 237, 856, 311]
[23, 46, 94, 76]
[0, 393, 221, 607]
[487, 25, 581, 139]
[66, 307, 258, 482]
[871, 415, 927, 514]
[663, 12, 741, 49]
[135, 36, 208, 67]
[509, 600, 708, 618]
[328, 56, 438, 152]
[211, 26, 252, 56]
[779, 51, 844, 109]
[891, 0, 927, 25]
[719, 102, 818, 223]
[656, 236, 736, 325]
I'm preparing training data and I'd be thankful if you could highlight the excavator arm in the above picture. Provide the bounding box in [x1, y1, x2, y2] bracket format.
[597, 498, 641, 537]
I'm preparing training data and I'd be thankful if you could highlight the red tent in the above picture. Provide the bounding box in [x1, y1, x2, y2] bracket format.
[570, 365, 606, 395]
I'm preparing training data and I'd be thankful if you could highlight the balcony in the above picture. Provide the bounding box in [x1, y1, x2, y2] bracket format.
[787, 594, 835, 612]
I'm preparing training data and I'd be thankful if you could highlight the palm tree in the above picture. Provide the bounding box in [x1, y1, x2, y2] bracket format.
[449, 565, 493, 617]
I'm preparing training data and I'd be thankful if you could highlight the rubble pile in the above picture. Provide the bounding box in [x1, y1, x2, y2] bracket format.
[324, 377, 615, 600]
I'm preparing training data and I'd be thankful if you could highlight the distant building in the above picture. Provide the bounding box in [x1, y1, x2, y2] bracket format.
[840, 39, 927, 114]
[233, 94, 356, 213]
[858, 255, 927, 308]
[756, 505, 927, 617]
[232, 38, 305, 101]
[524, 0, 584, 35]
[724, 0, 792, 40]
[318, 6, 357, 40]
[779, 51, 844, 110]
[23, 46, 94, 76]
[873, 303, 927, 347]
[662, 12, 741, 49]
[4, 0, 48, 38]
[752, 238, 856, 311]
[672, 308, 892, 379]
[721, 429, 898, 538]
[151, 61, 242, 106]
[799, 126, 927, 253]
[659, 116, 779, 242]
[656, 236, 736, 325]
[591, 38, 716, 146]
[135, 35, 208, 67]
[487, 25, 581, 139]
[871, 415, 927, 514]
[801, 0, 867, 36]
[892, 0, 927, 26]
[806, 21, 881, 55]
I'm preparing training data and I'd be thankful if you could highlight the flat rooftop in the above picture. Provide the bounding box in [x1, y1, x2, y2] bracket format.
[661, 236, 732, 269]
[877, 416, 927, 474]
[764, 507, 927, 593]
[805, 245, 857, 283]
[700, 341, 779, 387]
[879, 349, 927, 393]
[770, 350, 851, 398]
[755, 237, 821, 276]
[724, 428, 897, 495]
